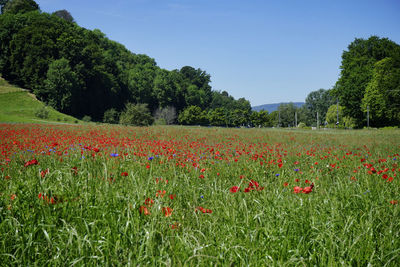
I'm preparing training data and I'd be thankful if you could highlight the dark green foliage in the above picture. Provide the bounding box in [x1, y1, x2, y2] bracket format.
[208, 108, 227, 126]
[250, 110, 270, 127]
[296, 105, 314, 126]
[34, 106, 49, 119]
[81, 115, 91, 122]
[119, 103, 154, 126]
[178, 106, 208, 125]
[103, 108, 119, 124]
[180, 66, 212, 110]
[2, 0, 38, 14]
[230, 108, 250, 127]
[42, 58, 79, 114]
[52, 9, 74, 23]
[0, 7, 251, 124]
[334, 36, 400, 127]
[277, 103, 298, 127]
[0, 0, 9, 14]
[305, 89, 334, 124]
[361, 57, 400, 127]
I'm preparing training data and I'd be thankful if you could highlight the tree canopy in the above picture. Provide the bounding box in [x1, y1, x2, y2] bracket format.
[0, 0, 251, 122]
[333, 36, 400, 127]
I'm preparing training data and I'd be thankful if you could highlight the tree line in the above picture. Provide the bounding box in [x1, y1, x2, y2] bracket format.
[0, 0, 251, 124]
[300, 36, 400, 129]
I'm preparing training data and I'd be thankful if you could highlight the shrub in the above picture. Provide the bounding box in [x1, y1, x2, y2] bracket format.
[103, 108, 120, 124]
[82, 115, 92, 122]
[153, 106, 177, 125]
[119, 103, 154, 126]
[297, 122, 307, 128]
[154, 118, 167, 125]
[34, 106, 49, 119]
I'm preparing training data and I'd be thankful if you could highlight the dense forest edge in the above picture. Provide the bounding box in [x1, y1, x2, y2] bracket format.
[0, 0, 399, 128]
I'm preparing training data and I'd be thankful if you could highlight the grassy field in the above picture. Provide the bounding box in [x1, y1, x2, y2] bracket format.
[0, 77, 80, 124]
[1, 123, 399, 265]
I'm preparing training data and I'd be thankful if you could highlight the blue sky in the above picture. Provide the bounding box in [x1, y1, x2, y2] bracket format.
[36, 0, 400, 106]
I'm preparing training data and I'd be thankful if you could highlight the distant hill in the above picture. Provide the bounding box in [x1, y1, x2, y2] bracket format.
[252, 102, 305, 112]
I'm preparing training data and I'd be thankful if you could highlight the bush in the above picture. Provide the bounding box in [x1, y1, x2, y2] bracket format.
[178, 106, 208, 125]
[154, 118, 167, 125]
[119, 103, 154, 126]
[103, 108, 119, 124]
[153, 106, 177, 125]
[297, 122, 307, 128]
[34, 106, 49, 119]
[381, 126, 398, 130]
[82, 115, 92, 122]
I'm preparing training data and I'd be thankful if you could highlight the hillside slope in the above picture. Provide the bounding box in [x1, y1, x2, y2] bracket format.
[0, 77, 80, 123]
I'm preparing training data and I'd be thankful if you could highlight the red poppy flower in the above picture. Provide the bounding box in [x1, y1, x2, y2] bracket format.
[162, 207, 173, 217]
[302, 186, 312, 194]
[144, 198, 154, 207]
[230, 186, 240, 193]
[156, 190, 166, 198]
[293, 186, 303, 194]
[389, 200, 398, 205]
[121, 172, 128, 176]
[170, 223, 180, 229]
[41, 168, 49, 178]
[139, 206, 151, 215]
[283, 182, 289, 187]
[24, 159, 38, 167]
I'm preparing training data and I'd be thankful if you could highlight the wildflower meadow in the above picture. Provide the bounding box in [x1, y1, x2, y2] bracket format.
[0, 123, 399, 265]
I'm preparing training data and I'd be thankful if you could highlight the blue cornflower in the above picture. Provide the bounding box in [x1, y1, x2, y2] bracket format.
[110, 153, 119, 157]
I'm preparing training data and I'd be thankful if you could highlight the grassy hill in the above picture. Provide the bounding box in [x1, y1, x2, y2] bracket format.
[0, 76, 80, 123]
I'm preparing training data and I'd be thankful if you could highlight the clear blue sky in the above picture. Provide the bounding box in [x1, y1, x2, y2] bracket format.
[36, 0, 400, 106]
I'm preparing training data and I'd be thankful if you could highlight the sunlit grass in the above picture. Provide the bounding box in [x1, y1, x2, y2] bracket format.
[0, 124, 399, 265]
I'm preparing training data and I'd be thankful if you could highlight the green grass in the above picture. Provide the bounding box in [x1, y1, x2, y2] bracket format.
[0, 77, 80, 124]
[0, 124, 399, 265]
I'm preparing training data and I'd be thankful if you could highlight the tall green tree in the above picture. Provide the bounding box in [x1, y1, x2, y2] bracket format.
[2, 0, 39, 14]
[42, 58, 79, 114]
[178, 106, 208, 125]
[127, 63, 157, 111]
[119, 103, 153, 126]
[208, 108, 227, 126]
[361, 57, 400, 127]
[52, 9, 74, 23]
[305, 89, 334, 123]
[250, 110, 270, 127]
[0, 0, 9, 14]
[180, 66, 212, 110]
[277, 103, 297, 127]
[333, 36, 400, 127]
